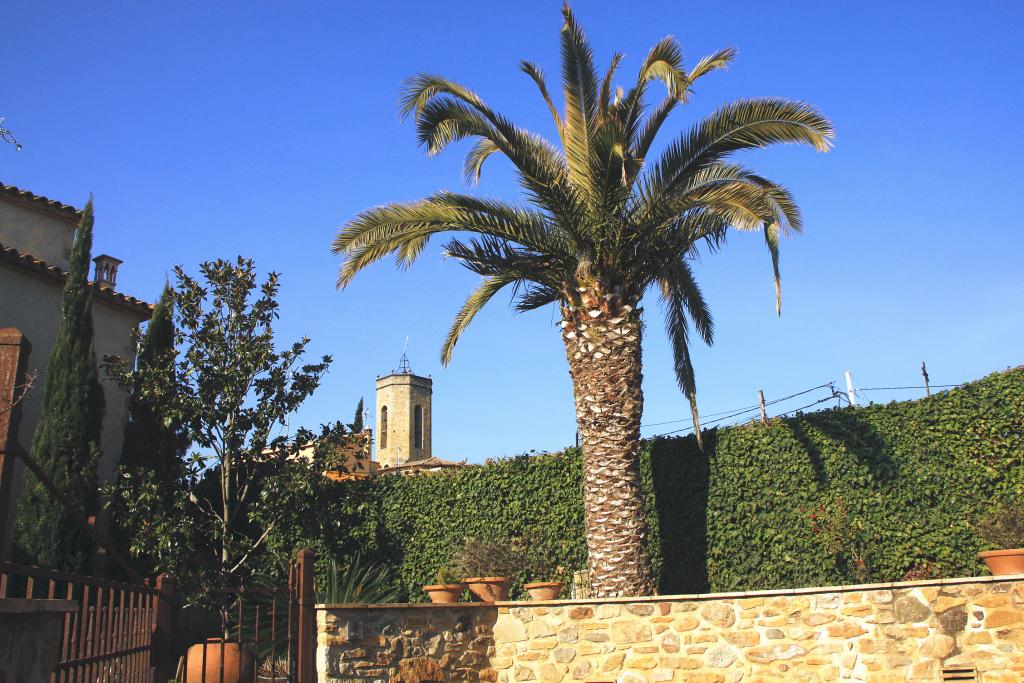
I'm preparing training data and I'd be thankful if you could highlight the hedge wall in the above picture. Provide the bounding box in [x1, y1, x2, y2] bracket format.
[269, 366, 1024, 599]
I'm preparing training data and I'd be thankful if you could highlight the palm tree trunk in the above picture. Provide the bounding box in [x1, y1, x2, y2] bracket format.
[562, 297, 656, 597]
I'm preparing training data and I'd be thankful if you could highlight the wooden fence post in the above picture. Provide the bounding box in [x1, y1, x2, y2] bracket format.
[0, 327, 31, 561]
[152, 573, 178, 682]
[296, 548, 316, 683]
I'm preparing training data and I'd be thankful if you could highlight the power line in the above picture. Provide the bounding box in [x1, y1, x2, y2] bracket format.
[648, 383, 846, 438]
[640, 382, 833, 429]
[773, 393, 845, 419]
[643, 382, 835, 430]
[642, 373, 965, 441]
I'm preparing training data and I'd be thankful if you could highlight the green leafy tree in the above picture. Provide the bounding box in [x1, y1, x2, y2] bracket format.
[14, 200, 105, 571]
[332, 5, 832, 596]
[105, 258, 345, 592]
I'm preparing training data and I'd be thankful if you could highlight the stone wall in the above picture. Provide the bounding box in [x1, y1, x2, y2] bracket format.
[318, 574, 1024, 683]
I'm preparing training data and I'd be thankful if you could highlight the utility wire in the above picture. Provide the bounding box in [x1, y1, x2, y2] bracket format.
[644, 377, 963, 440]
[641, 382, 833, 429]
[772, 393, 846, 419]
[648, 383, 843, 438]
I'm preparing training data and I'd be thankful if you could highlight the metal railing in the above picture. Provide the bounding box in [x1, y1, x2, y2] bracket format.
[0, 560, 157, 682]
[176, 561, 298, 683]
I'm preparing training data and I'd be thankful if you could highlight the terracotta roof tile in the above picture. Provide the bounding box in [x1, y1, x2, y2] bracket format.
[0, 183, 81, 218]
[381, 456, 470, 473]
[0, 241, 152, 319]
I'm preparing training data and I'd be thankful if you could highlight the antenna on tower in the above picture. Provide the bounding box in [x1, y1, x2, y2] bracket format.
[397, 337, 412, 374]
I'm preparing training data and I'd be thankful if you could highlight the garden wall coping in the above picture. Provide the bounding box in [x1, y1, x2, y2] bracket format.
[316, 572, 1024, 609]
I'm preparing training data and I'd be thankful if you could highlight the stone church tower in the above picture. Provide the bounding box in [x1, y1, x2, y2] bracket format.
[375, 353, 432, 469]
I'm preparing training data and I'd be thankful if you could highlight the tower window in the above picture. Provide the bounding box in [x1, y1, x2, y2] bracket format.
[414, 404, 423, 450]
[380, 406, 388, 449]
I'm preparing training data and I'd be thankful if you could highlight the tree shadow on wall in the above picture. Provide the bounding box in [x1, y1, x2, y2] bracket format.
[649, 431, 713, 595]
[786, 407, 900, 489]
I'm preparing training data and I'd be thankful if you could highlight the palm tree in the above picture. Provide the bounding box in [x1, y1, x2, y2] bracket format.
[333, 4, 833, 597]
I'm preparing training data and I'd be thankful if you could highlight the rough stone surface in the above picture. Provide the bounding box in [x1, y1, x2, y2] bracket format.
[938, 606, 968, 635]
[317, 577, 1024, 682]
[895, 596, 931, 623]
[396, 657, 444, 683]
[704, 644, 736, 668]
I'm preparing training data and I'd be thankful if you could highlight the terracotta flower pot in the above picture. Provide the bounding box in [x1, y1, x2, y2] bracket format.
[463, 577, 509, 602]
[524, 581, 563, 601]
[185, 639, 254, 683]
[979, 548, 1024, 576]
[423, 584, 464, 603]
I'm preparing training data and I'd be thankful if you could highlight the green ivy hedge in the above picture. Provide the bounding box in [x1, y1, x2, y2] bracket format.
[268, 366, 1024, 599]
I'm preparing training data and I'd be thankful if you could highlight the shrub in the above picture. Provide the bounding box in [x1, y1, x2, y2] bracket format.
[975, 503, 1024, 550]
[450, 535, 529, 579]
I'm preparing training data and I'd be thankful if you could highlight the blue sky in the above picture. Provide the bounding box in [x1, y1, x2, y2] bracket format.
[3, 1, 1022, 462]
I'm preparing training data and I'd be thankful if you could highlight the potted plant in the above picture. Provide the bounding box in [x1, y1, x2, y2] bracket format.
[451, 536, 528, 602]
[976, 502, 1024, 575]
[423, 566, 465, 603]
[523, 579, 564, 601]
[524, 547, 565, 600]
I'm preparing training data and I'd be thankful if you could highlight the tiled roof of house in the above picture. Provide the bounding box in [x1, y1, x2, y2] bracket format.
[0, 241, 152, 320]
[379, 456, 470, 475]
[0, 183, 82, 219]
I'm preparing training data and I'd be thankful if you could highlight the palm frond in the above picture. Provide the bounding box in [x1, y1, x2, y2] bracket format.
[560, 2, 601, 206]
[333, 194, 563, 288]
[598, 52, 625, 119]
[400, 73, 488, 122]
[514, 283, 562, 312]
[687, 47, 737, 83]
[414, 96, 499, 157]
[401, 72, 581, 226]
[443, 236, 551, 280]
[743, 175, 802, 235]
[441, 275, 517, 365]
[659, 259, 712, 345]
[659, 275, 704, 449]
[637, 36, 688, 98]
[521, 60, 564, 139]
[764, 221, 782, 316]
[634, 96, 678, 163]
[647, 97, 834, 204]
[463, 137, 502, 185]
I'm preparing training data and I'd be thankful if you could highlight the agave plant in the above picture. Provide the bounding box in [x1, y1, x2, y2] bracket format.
[316, 554, 403, 604]
[333, 4, 832, 596]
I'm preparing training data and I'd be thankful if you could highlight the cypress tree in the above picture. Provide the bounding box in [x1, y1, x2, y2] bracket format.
[119, 283, 184, 478]
[351, 397, 364, 433]
[108, 284, 186, 572]
[13, 199, 105, 571]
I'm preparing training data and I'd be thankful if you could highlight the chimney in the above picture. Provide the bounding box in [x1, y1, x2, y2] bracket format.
[92, 254, 123, 290]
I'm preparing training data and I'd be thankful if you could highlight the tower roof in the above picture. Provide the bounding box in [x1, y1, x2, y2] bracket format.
[378, 341, 430, 381]
[396, 350, 412, 375]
